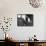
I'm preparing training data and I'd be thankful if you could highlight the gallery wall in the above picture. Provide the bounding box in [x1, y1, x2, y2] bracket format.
[0, 0, 46, 40]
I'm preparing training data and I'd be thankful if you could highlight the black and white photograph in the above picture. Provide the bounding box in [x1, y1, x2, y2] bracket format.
[17, 14, 33, 26]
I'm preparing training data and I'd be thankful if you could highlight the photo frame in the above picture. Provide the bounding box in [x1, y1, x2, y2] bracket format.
[17, 14, 33, 26]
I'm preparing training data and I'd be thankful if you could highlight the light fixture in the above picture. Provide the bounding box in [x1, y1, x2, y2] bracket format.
[29, 0, 43, 8]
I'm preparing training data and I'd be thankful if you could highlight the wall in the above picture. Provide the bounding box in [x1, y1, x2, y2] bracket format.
[0, 0, 46, 40]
